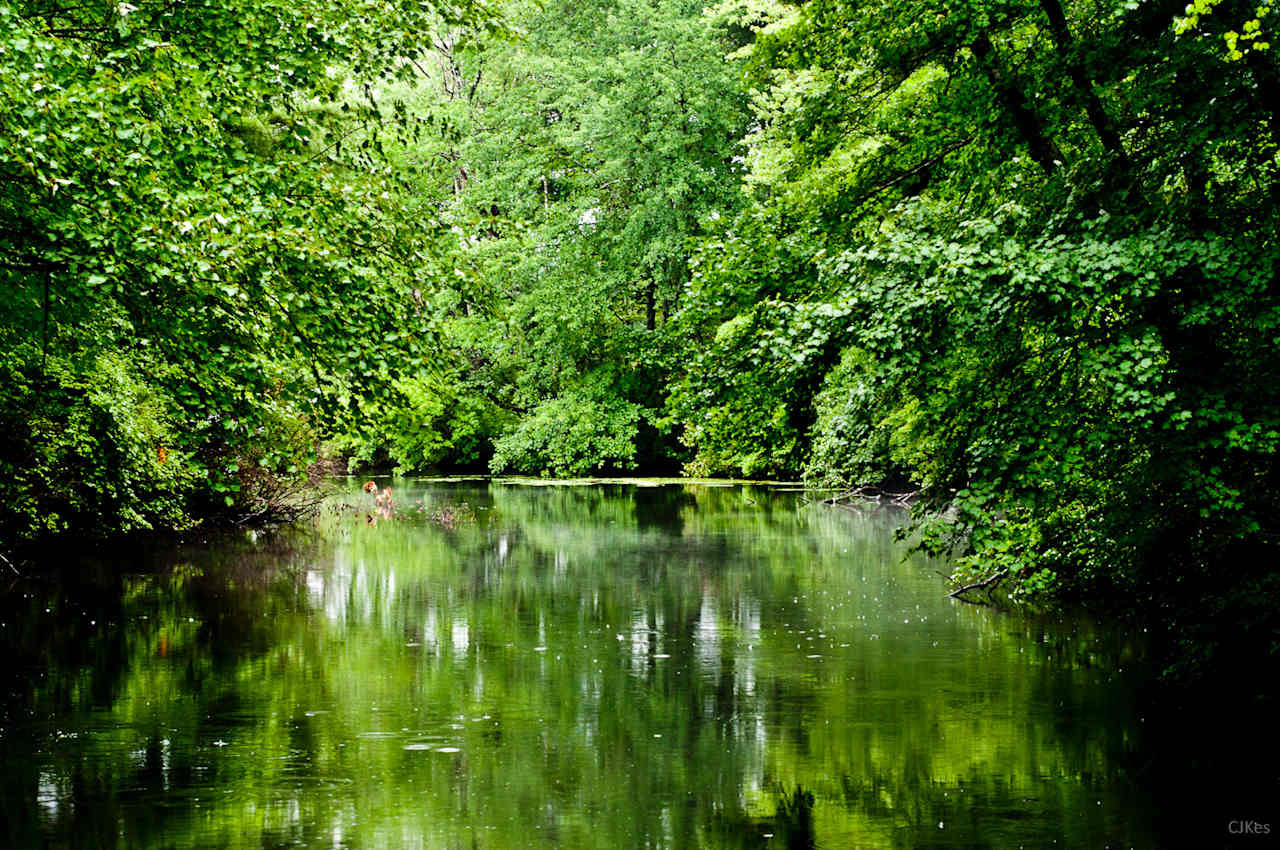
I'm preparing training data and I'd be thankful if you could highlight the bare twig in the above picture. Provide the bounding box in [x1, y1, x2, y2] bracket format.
[946, 569, 1008, 599]
[1, 551, 20, 577]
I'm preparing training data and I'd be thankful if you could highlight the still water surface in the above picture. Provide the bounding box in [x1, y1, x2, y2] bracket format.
[3, 481, 1167, 847]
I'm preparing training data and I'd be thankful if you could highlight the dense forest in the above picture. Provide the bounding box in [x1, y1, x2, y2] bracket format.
[3, 0, 1278, 676]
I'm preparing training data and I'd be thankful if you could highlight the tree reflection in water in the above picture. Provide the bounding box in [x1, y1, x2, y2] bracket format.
[0, 481, 1179, 848]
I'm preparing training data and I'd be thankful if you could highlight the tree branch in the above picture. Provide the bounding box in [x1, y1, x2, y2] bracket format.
[946, 569, 1008, 599]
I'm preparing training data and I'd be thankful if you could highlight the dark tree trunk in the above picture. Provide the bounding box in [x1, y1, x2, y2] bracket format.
[1038, 0, 1129, 163]
[971, 32, 1062, 175]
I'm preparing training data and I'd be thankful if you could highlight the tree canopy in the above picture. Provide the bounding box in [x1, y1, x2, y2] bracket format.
[1, 0, 494, 536]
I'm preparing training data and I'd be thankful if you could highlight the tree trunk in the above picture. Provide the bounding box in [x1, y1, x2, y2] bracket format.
[971, 32, 1062, 175]
[1037, 0, 1131, 168]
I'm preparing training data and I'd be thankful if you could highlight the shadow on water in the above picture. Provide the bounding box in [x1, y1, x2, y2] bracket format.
[633, 485, 695, 537]
[774, 786, 817, 850]
[711, 785, 816, 850]
[0, 529, 333, 849]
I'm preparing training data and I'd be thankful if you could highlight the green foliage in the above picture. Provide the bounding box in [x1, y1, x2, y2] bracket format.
[668, 299, 847, 477]
[0, 353, 196, 538]
[811, 211, 1280, 597]
[805, 347, 931, 489]
[1177, 0, 1275, 59]
[490, 386, 645, 476]
[383, 372, 506, 473]
[1, 0, 486, 542]
[366, 0, 750, 475]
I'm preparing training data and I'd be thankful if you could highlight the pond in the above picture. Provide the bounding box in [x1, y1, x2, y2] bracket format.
[0, 480, 1261, 848]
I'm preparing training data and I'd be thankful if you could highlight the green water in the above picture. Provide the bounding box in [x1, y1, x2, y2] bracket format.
[0, 481, 1191, 847]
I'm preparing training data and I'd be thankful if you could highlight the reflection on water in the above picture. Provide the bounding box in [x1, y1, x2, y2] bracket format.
[0, 481, 1216, 847]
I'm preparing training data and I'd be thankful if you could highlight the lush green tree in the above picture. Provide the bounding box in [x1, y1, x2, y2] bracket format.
[669, 0, 1280, 679]
[366, 0, 751, 475]
[0, 0, 490, 541]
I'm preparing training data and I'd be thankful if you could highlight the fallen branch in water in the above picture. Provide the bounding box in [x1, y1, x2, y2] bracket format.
[1, 551, 20, 577]
[946, 569, 1008, 599]
[232, 453, 340, 526]
[821, 485, 919, 507]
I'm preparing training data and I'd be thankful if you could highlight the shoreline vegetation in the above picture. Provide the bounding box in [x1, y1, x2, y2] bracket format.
[4, 0, 1278, 695]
